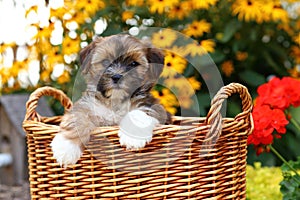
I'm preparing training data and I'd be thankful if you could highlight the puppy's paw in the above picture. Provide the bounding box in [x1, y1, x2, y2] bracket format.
[50, 133, 83, 168]
[118, 130, 150, 150]
[118, 110, 159, 150]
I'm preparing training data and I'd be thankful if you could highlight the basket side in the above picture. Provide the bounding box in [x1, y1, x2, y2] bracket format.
[22, 84, 253, 199]
[23, 86, 72, 199]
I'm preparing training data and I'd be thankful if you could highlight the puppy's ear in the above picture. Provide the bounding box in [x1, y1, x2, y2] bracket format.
[146, 48, 165, 82]
[79, 37, 103, 74]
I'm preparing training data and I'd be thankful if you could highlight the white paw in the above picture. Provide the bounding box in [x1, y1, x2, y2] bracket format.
[50, 134, 83, 168]
[118, 110, 159, 150]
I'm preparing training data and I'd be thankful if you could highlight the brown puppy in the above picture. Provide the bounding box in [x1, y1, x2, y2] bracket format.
[51, 34, 169, 167]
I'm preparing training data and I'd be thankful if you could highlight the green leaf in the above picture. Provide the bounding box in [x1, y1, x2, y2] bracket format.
[232, 38, 248, 53]
[227, 101, 242, 118]
[280, 157, 300, 199]
[210, 50, 226, 63]
[280, 177, 300, 200]
[262, 51, 289, 75]
[249, 28, 258, 41]
[183, 64, 195, 77]
[267, 43, 289, 60]
[287, 136, 300, 157]
[218, 19, 242, 43]
[290, 107, 300, 126]
[238, 70, 266, 87]
[197, 93, 211, 116]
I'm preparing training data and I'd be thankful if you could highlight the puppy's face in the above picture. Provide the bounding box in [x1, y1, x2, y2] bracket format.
[80, 34, 164, 100]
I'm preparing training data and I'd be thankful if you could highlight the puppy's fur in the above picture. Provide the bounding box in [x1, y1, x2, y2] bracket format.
[51, 34, 170, 167]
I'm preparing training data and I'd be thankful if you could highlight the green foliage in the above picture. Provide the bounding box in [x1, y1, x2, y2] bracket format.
[247, 163, 282, 200]
[218, 19, 242, 43]
[280, 157, 300, 200]
[239, 70, 266, 87]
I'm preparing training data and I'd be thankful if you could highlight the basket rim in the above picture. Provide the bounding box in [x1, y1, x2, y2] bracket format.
[23, 83, 254, 139]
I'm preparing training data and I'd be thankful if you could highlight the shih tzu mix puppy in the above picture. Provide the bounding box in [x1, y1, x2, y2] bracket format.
[50, 34, 170, 167]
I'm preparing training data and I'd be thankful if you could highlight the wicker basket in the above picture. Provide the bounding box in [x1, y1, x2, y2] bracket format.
[23, 83, 253, 200]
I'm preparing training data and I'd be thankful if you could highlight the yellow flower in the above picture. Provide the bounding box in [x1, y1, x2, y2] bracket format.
[221, 60, 234, 77]
[185, 40, 215, 57]
[164, 77, 180, 89]
[34, 25, 54, 40]
[289, 66, 300, 78]
[261, 1, 289, 23]
[57, 70, 71, 84]
[44, 47, 64, 70]
[188, 76, 201, 91]
[290, 46, 300, 64]
[152, 29, 177, 48]
[47, 47, 64, 64]
[0, 43, 16, 54]
[277, 23, 294, 36]
[40, 69, 52, 82]
[200, 39, 215, 53]
[126, 0, 145, 6]
[293, 35, 300, 46]
[168, 46, 189, 58]
[185, 43, 205, 57]
[168, 1, 192, 20]
[75, 0, 105, 16]
[161, 52, 187, 78]
[165, 106, 177, 115]
[27, 46, 39, 60]
[10, 61, 28, 78]
[190, 0, 219, 10]
[215, 32, 224, 41]
[151, 88, 179, 114]
[164, 77, 197, 109]
[37, 39, 53, 54]
[231, 0, 264, 23]
[122, 11, 134, 22]
[296, 20, 300, 31]
[148, 0, 179, 14]
[236, 51, 248, 61]
[177, 94, 193, 109]
[246, 163, 283, 199]
[50, 4, 71, 20]
[164, 77, 195, 96]
[0, 46, 5, 54]
[0, 67, 10, 85]
[62, 36, 81, 55]
[70, 12, 90, 25]
[184, 20, 211, 38]
[25, 5, 38, 17]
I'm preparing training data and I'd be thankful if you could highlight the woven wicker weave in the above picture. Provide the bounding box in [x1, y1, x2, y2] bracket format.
[23, 83, 253, 200]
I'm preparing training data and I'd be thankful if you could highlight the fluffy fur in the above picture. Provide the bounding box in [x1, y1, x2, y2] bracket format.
[51, 34, 170, 167]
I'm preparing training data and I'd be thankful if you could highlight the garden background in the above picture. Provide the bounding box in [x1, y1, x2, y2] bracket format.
[0, 0, 300, 199]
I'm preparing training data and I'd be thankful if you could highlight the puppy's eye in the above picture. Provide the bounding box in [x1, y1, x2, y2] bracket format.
[101, 59, 111, 67]
[127, 61, 140, 69]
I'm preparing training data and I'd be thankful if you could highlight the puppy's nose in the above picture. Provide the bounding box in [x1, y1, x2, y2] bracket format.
[111, 74, 123, 83]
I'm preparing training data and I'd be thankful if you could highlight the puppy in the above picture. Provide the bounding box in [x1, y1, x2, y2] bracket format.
[50, 34, 170, 167]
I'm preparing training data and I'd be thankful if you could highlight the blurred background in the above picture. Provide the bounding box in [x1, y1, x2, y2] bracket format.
[0, 0, 300, 199]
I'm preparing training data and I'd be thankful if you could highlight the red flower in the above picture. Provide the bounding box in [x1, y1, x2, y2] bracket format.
[248, 77, 300, 155]
[271, 109, 289, 133]
[248, 105, 288, 146]
[255, 146, 270, 156]
[256, 77, 300, 109]
[282, 77, 300, 107]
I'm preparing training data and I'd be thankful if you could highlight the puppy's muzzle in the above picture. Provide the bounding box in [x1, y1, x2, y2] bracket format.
[111, 74, 123, 84]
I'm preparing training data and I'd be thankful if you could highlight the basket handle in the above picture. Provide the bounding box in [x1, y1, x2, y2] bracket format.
[24, 86, 73, 122]
[204, 83, 253, 140]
